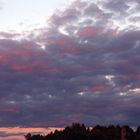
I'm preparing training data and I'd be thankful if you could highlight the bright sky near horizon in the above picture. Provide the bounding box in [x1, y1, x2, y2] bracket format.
[0, 0, 74, 31]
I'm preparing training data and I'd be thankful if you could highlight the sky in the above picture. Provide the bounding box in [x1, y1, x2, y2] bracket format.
[0, 0, 140, 139]
[0, 0, 74, 31]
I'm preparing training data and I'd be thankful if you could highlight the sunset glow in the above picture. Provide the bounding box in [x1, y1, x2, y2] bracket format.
[0, 127, 63, 140]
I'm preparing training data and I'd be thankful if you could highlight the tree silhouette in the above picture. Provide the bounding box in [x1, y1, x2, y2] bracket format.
[24, 123, 139, 140]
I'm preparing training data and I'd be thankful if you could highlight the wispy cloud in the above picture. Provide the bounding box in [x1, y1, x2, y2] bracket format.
[0, 1, 3, 10]
[0, 127, 63, 140]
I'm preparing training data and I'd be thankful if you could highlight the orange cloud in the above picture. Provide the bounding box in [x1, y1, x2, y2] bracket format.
[0, 135, 23, 140]
[0, 127, 62, 134]
[0, 127, 64, 140]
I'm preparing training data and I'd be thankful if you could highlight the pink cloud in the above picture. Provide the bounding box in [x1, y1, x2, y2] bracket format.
[0, 127, 62, 134]
[0, 43, 56, 73]
[0, 105, 19, 113]
[0, 127, 64, 140]
[0, 135, 24, 140]
[78, 27, 102, 37]
[89, 84, 106, 92]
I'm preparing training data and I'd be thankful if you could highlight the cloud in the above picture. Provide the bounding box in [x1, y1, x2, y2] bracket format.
[0, 1, 3, 10]
[0, 127, 63, 140]
[0, 135, 23, 140]
[0, 0, 140, 129]
[0, 31, 20, 39]
[103, 0, 129, 13]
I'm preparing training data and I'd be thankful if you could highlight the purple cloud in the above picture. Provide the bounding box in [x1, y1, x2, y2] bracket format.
[0, 0, 140, 128]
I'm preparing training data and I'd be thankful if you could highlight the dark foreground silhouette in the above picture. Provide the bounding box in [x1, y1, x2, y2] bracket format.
[25, 123, 140, 140]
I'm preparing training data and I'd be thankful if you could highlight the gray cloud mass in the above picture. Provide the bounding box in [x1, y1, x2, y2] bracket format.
[0, 0, 140, 127]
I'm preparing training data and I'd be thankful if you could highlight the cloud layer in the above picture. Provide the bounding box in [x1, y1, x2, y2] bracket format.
[0, 0, 140, 128]
[0, 127, 63, 140]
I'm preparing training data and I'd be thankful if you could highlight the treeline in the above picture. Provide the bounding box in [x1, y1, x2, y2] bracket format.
[25, 123, 140, 140]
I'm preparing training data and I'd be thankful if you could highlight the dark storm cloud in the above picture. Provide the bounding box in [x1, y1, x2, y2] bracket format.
[0, 0, 140, 127]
